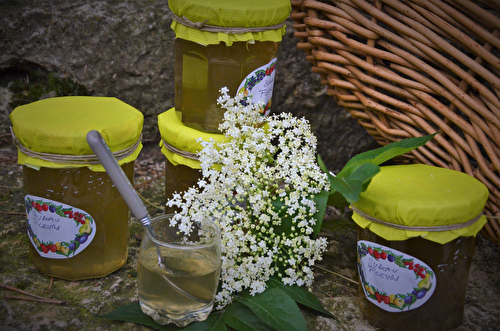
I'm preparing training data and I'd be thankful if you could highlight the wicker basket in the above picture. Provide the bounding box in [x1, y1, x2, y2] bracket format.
[291, 0, 500, 246]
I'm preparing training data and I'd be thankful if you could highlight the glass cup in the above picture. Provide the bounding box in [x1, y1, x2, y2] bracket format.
[138, 214, 221, 327]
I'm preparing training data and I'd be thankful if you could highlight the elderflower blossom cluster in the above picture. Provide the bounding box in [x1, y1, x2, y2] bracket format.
[167, 87, 330, 308]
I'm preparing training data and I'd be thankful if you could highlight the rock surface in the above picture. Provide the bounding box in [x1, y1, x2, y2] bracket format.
[0, 0, 377, 173]
[1, 1, 500, 331]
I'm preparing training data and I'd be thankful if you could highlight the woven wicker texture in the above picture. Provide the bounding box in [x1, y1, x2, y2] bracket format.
[291, 0, 500, 246]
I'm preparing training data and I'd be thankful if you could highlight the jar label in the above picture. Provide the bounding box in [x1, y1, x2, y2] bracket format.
[357, 240, 436, 312]
[25, 195, 96, 259]
[237, 58, 277, 116]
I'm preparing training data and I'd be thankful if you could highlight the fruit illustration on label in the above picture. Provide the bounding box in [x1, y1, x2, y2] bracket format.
[365, 284, 375, 295]
[237, 87, 249, 97]
[79, 219, 91, 234]
[25, 195, 96, 259]
[418, 273, 431, 290]
[237, 58, 277, 115]
[394, 297, 404, 308]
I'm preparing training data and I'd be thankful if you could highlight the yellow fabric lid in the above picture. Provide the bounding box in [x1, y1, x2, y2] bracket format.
[158, 108, 227, 169]
[351, 164, 488, 244]
[10, 96, 144, 171]
[169, 0, 291, 46]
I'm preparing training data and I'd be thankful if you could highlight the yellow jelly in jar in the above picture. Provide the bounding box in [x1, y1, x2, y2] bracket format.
[169, 0, 291, 132]
[10, 96, 144, 280]
[174, 39, 279, 132]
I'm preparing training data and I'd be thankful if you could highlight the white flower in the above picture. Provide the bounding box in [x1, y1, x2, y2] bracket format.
[167, 87, 330, 308]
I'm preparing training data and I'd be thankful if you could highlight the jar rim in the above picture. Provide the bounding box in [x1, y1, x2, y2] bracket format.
[146, 213, 221, 250]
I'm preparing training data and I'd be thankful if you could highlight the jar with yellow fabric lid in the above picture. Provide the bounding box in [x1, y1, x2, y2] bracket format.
[9, 96, 144, 280]
[169, 0, 291, 132]
[158, 108, 227, 213]
[351, 164, 488, 331]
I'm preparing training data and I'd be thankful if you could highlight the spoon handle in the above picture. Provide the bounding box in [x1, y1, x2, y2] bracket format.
[86, 130, 150, 226]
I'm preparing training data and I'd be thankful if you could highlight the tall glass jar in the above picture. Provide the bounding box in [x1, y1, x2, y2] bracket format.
[10, 96, 144, 280]
[169, 0, 291, 132]
[158, 108, 227, 213]
[351, 164, 489, 331]
[357, 228, 476, 331]
[174, 39, 279, 132]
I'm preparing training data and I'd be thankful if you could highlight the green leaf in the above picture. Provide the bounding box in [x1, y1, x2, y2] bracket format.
[272, 189, 329, 237]
[181, 313, 227, 331]
[325, 134, 435, 207]
[97, 302, 226, 331]
[317, 154, 329, 174]
[97, 302, 179, 330]
[235, 287, 307, 331]
[337, 134, 436, 178]
[330, 163, 380, 204]
[312, 189, 329, 236]
[318, 154, 348, 209]
[222, 301, 273, 331]
[267, 278, 334, 317]
[326, 191, 350, 211]
[271, 198, 293, 236]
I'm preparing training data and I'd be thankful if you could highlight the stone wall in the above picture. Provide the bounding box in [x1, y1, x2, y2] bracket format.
[0, 0, 377, 172]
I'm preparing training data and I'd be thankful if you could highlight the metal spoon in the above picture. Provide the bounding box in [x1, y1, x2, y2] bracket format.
[86, 130, 208, 303]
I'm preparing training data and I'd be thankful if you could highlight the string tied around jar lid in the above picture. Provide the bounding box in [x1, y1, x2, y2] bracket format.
[172, 13, 287, 34]
[161, 138, 199, 161]
[10, 126, 141, 165]
[350, 205, 484, 232]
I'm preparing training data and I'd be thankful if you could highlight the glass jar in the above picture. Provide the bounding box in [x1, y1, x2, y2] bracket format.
[351, 164, 489, 331]
[10, 96, 144, 280]
[23, 163, 134, 280]
[169, 0, 291, 132]
[175, 39, 279, 132]
[158, 108, 226, 213]
[357, 227, 476, 331]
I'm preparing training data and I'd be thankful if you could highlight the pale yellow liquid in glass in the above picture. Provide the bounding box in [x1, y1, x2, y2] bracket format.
[23, 163, 134, 280]
[175, 38, 279, 132]
[138, 246, 220, 317]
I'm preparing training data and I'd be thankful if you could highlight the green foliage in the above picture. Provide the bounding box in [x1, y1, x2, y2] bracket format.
[97, 302, 179, 330]
[223, 302, 273, 331]
[266, 278, 333, 318]
[329, 163, 380, 204]
[271, 188, 329, 237]
[97, 281, 331, 331]
[323, 134, 436, 208]
[8, 69, 88, 109]
[338, 134, 436, 178]
[235, 288, 306, 331]
[311, 189, 329, 235]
